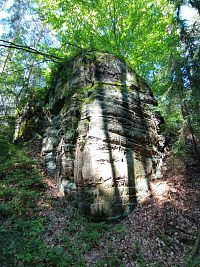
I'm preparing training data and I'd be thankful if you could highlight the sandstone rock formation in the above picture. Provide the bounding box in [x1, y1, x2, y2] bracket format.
[14, 52, 164, 220]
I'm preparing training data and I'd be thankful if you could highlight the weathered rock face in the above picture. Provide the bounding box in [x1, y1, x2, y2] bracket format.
[15, 52, 164, 220]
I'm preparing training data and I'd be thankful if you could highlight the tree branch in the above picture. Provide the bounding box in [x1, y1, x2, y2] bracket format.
[0, 39, 62, 62]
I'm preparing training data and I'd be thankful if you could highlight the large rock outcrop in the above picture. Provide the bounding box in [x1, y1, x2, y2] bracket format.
[14, 52, 164, 220]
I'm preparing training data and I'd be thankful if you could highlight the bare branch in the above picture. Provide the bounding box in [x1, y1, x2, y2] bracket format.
[0, 39, 62, 62]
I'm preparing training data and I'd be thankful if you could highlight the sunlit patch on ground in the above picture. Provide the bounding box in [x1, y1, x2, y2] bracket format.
[150, 180, 170, 203]
[138, 180, 170, 205]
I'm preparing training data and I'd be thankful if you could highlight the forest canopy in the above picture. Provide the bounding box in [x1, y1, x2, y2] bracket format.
[0, 0, 200, 154]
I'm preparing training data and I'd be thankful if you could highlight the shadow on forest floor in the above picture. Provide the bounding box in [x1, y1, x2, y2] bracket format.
[84, 148, 200, 266]
[32, 142, 200, 266]
[0, 127, 199, 267]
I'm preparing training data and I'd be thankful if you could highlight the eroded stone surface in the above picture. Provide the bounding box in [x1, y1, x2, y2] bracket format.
[14, 52, 164, 220]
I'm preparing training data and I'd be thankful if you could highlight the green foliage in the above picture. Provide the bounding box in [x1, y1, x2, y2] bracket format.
[184, 257, 200, 267]
[112, 223, 128, 233]
[0, 0, 51, 114]
[95, 256, 124, 267]
[0, 118, 15, 163]
[1, 0, 199, 157]
[152, 2, 200, 151]
[79, 224, 103, 248]
[0, 144, 44, 219]
[0, 122, 46, 266]
[36, 0, 177, 78]
[0, 121, 111, 266]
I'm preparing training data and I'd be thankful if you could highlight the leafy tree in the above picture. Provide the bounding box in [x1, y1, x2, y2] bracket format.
[0, 0, 56, 114]
[36, 0, 177, 78]
[0, 0, 180, 119]
[153, 0, 200, 157]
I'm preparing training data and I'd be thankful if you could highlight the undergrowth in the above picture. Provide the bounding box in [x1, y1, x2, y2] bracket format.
[0, 120, 108, 266]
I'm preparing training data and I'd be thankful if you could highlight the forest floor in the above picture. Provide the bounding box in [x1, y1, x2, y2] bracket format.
[84, 150, 200, 266]
[0, 131, 200, 266]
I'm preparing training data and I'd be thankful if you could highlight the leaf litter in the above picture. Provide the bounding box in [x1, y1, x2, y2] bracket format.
[29, 141, 200, 266]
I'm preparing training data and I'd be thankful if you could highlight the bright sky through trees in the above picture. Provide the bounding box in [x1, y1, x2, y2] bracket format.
[0, 0, 13, 35]
[0, 1, 198, 36]
[180, 5, 199, 24]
